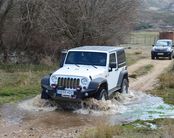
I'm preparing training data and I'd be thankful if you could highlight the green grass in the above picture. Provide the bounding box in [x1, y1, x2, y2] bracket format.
[0, 86, 39, 104]
[126, 52, 147, 66]
[0, 64, 56, 104]
[150, 63, 174, 104]
[129, 64, 154, 78]
[0, 64, 55, 73]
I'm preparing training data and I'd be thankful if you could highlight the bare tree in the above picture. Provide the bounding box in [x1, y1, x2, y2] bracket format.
[0, 0, 13, 63]
[14, 0, 46, 63]
[40, 0, 139, 47]
[0, 0, 139, 64]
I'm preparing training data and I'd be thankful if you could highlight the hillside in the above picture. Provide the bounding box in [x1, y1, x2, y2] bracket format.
[137, 0, 174, 30]
[143, 0, 174, 11]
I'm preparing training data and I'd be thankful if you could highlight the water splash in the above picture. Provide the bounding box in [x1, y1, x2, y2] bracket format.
[74, 90, 174, 123]
[17, 91, 174, 124]
[18, 95, 57, 112]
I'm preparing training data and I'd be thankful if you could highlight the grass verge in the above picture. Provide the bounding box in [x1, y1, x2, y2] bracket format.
[0, 64, 56, 104]
[151, 63, 174, 104]
[126, 52, 147, 66]
[129, 64, 154, 78]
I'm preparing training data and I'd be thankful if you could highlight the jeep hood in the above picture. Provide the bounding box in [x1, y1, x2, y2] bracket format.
[52, 65, 106, 79]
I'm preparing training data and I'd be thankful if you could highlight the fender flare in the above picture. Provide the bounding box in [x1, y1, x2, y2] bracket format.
[41, 75, 51, 90]
[88, 77, 108, 92]
[117, 70, 128, 88]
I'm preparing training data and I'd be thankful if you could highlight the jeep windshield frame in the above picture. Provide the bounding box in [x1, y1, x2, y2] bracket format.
[65, 51, 107, 66]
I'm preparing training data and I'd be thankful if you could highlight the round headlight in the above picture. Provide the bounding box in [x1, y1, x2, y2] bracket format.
[51, 75, 58, 84]
[81, 78, 88, 85]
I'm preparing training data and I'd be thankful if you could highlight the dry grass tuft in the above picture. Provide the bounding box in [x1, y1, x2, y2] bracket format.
[129, 64, 153, 79]
[159, 72, 174, 89]
[134, 51, 142, 55]
[80, 123, 123, 138]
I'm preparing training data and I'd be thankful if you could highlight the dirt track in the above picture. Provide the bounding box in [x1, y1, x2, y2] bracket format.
[128, 59, 172, 91]
[0, 58, 173, 138]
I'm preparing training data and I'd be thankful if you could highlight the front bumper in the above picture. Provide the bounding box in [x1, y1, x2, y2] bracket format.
[42, 85, 97, 102]
[151, 51, 172, 57]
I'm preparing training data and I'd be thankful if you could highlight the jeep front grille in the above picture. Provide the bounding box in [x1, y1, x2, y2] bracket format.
[57, 77, 80, 89]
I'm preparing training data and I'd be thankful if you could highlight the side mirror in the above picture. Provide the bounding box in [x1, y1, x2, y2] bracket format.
[59, 50, 67, 68]
[108, 67, 112, 72]
[109, 63, 116, 72]
[152, 45, 154, 47]
[172, 45, 174, 47]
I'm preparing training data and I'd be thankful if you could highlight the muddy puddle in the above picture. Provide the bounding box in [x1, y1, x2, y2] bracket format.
[1, 90, 174, 128]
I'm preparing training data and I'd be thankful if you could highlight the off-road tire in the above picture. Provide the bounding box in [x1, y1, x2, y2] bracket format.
[96, 88, 108, 101]
[169, 54, 172, 60]
[120, 78, 128, 94]
[41, 89, 51, 99]
[151, 55, 155, 60]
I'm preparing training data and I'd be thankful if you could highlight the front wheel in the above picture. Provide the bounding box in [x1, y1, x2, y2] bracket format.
[96, 88, 108, 101]
[169, 53, 172, 60]
[41, 89, 51, 99]
[120, 78, 129, 94]
[151, 55, 155, 60]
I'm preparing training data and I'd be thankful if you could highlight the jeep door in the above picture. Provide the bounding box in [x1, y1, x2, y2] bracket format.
[107, 52, 119, 91]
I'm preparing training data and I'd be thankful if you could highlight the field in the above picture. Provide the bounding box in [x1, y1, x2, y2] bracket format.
[0, 64, 56, 104]
[0, 32, 158, 104]
[0, 31, 174, 138]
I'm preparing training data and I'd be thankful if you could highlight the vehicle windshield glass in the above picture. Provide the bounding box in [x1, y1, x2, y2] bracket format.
[156, 41, 171, 47]
[65, 51, 107, 66]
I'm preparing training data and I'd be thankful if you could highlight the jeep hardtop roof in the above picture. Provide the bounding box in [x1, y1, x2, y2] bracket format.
[69, 46, 124, 53]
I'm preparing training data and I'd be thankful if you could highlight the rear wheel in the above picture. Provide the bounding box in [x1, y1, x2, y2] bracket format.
[120, 78, 128, 94]
[96, 88, 108, 101]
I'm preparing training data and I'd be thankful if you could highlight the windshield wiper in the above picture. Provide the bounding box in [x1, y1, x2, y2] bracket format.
[91, 65, 97, 69]
[75, 64, 80, 67]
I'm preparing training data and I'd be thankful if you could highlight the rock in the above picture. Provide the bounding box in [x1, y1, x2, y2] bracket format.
[30, 127, 34, 130]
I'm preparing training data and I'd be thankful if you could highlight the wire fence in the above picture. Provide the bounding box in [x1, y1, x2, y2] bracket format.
[126, 32, 159, 46]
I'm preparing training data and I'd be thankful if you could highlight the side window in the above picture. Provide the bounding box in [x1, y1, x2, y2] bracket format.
[117, 50, 126, 65]
[109, 53, 116, 68]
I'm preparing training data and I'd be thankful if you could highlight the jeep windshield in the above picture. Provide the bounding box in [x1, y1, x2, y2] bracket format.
[156, 41, 172, 47]
[65, 51, 107, 66]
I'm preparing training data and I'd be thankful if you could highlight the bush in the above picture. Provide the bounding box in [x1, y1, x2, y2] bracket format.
[159, 73, 174, 89]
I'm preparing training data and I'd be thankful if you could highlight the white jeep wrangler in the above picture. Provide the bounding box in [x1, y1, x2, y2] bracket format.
[41, 46, 129, 101]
